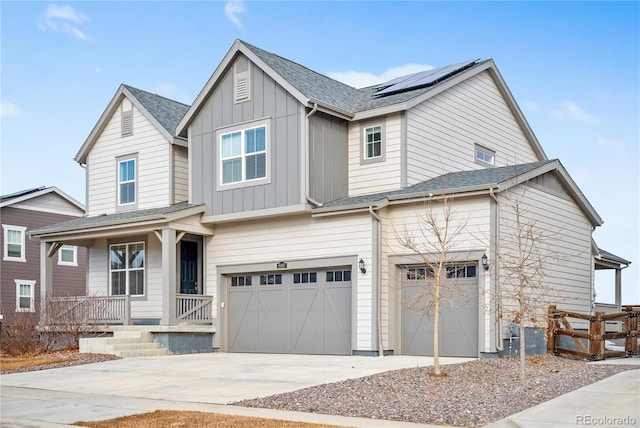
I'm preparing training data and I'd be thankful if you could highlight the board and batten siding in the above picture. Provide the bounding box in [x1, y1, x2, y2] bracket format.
[189, 55, 303, 216]
[206, 213, 375, 351]
[497, 182, 593, 322]
[348, 113, 403, 196]
[309, 111, 349, 203]
[406, 71, 540, 185]
[86, 100, 172, 216]
[173, 145, 189, 203]
[87, 234, 163, 320]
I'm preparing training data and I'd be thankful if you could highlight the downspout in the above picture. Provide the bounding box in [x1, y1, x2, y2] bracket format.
[489, 187, 503, 351]
[305, 103, 323, 207]
[369, 205, 383, 357]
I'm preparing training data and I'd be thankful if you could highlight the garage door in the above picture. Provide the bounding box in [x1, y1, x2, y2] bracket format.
[227, 268, 352, 355]
[401, 264, 478, 357]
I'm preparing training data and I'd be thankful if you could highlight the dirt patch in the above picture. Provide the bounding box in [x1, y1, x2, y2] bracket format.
[74, 410, 348, 428]
[0, 349, 120, 373]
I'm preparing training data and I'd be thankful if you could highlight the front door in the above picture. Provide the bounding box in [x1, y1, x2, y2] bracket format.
[180, 240, 199, 294]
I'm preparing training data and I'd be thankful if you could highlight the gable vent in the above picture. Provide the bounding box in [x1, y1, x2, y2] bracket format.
[121, 110, 133, 137]
[235, 75, 249, 102]
[234, 57, 251, 103]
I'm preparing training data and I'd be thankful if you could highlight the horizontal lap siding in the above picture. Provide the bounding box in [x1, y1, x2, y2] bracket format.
[348, 113, 402, 196]
[406, 71, 539, 185]
[173, 145, 189, 203]
[207, 213, 374, 350]
[498, 184, 592, 320]
[86, 103, 171, 216]
[10, 193, 84, 216]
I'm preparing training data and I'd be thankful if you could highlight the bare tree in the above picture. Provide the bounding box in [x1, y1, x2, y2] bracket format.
[495, 183, 563, 380]
[394, 193, 468, 375]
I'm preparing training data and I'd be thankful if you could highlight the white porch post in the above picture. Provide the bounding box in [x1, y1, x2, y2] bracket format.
[39, 241, 54, 315]
[160, 228, 177, 326]
[615, 268, 622, 311]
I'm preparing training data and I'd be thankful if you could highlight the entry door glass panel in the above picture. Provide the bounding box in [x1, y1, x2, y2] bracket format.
[180, 241, 199, 294]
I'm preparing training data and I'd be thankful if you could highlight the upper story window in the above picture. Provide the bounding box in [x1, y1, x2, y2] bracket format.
[361, 121, 385, 165]
[3, 224, 26, 262]
[217, 118, 271, 190]
[58, 245, 77, 266]
[117, 155, 137, 208]
[15, 279, 36, 312]
[475, 144, 495, 166]
[110, 241, 145, 296]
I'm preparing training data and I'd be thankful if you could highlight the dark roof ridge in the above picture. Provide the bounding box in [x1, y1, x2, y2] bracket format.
[122, 84, 191, 108]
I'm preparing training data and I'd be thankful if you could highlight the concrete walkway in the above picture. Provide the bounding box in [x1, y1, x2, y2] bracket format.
[1, 353, 638, 428]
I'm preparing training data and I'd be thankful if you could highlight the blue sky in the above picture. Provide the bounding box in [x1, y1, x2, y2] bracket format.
[1, 1, 638, 303]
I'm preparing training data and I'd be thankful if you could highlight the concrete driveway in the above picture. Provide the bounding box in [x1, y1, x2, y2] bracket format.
[1, 353, 471, 427]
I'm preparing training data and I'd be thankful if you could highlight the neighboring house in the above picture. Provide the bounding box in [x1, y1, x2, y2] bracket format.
[30, 39, 625, 357]
[1, 187, 86, 315]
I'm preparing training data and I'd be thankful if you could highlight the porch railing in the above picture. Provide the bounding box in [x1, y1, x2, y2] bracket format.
[46, 295, 131, 326]
[177, 294, 213, 324]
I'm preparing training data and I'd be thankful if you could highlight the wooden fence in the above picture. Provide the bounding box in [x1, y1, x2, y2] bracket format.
[547, 304, 639, 360]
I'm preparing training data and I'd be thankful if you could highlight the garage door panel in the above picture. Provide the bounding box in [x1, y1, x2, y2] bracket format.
[256, 288, 287, 352]
[228, 288, 257, 352]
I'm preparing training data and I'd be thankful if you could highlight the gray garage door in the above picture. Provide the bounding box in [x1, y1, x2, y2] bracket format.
[227, 268, 352, 355]
[401, 264, 479, 357]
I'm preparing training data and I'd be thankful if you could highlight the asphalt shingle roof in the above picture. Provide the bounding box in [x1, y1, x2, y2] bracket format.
[320, 160, 556, 209]
[29, 202, 201, 236]
[123, 85, 190, 136]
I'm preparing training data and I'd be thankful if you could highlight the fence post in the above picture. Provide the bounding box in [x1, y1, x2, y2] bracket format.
[589, 311, 605, 360]
[624, 309, 638, 355]
[547, 305, 556, 355]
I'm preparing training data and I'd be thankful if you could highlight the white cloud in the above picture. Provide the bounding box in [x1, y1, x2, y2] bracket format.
[0, 102, 21, 118]
[327, 63, 434, 89]
[38, 4, 90, 40]
[522, 100, 539, 112]
[225, 0, 246, 30]
[597, 137, 625, 152]
[551, 100, 599, 124]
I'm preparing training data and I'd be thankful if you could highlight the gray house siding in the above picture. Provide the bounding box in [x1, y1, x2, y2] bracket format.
[190, 54, 303, 216]
[309, 111, 349, 204]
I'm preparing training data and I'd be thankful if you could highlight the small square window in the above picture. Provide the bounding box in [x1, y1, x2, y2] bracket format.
[15, 280, 36, 312]
[58, 245, 77, 266]
[475, 145, 495, 166]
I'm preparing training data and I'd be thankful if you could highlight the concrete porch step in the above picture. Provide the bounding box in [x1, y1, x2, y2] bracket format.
[80, 328, 169, 358]
[114, 348, 170, 358]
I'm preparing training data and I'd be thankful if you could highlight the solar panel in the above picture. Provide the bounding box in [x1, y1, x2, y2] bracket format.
[375, 59, 479, 97]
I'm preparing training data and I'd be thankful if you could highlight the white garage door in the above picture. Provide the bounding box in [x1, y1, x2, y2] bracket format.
[401, 264, 479, 357]
[227, 268, 352, 355]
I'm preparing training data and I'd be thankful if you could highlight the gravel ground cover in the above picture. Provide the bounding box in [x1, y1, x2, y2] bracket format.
[234, 355, 638, 427]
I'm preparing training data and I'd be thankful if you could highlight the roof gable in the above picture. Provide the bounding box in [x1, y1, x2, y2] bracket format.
[75, 84, 189, 164]
[1, 186, 84, 214]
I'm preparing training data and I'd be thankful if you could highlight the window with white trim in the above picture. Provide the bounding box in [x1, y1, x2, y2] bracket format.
[117, 157, 137, 206]
[58, 245, 77, 266]
[220, 124, 267, 186]
[475, 144, 495, 166]
[15, 279, 35, 312]
[364, 125, 382, 159]
[3, 225, 26, 262]
[110, 242, 145, 296]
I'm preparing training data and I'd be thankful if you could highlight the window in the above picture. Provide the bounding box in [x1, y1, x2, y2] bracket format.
[405, 266, 435, 281]
[446, 264, 477, 279]
[219, 121, 269, 187]
[3, 225, 26, 262]
[230, 275, 252, 286]
[475, 144, 495, 166]
[110, 242, 145, 296]
[15, 280, 35, 312]
[293, 272, 317, 284]
[58, 245, 77, 266]
[364, 125, 382, 159]
[260, 274, 281, 285]
[326, 270, 351, 283]
[117, 157, 137, 206]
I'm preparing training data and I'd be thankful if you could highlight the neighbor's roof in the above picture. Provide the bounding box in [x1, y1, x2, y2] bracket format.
[314, 159, 602, 227]
[1, 186, 84, 212]
[75, 84, 190, 164]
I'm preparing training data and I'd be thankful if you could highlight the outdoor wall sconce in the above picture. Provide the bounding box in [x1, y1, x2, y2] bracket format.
[481, 253, 489, 270]
[359, 258, 367, 274]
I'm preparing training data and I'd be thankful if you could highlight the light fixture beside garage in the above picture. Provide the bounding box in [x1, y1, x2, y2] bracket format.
[481, 253, 489, 270]
[359, 258, 366, 274]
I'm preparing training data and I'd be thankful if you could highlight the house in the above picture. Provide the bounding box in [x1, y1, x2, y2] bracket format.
[30, 39, 622, 357]
[1, 186, 86, 316]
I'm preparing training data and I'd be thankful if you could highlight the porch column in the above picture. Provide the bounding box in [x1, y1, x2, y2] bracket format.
[615, 268, 622, 311]
[160, 228, 177, 325]
[40, 241, 54, 314]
